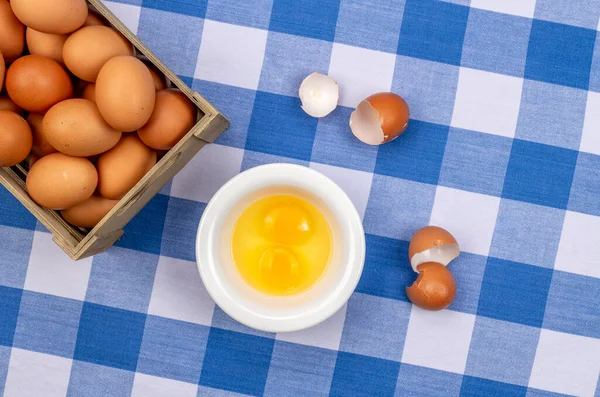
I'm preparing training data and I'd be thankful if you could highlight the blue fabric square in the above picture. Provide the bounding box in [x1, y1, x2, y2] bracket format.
[263, 342, 337, 397]
[543, 270, 600, 339]
[363, 175, 436, 241]
[246, 92, 318, 162]
[138, 315, 208, 383]
[589, 35, 600, 92]
[0, 226, 33, 289]
[310, 106, 379, 172]
[568, 152, 600, 216]
[525, 20, 596, 90]
[161, 197, 206, 262]
[502, 139, 578, 209]
[462, 9, 532, 77]
[141, 0, 207, 18]
[447, 252, 487, 315]
[439, 128, 512, 197]
[466, 317, 540, 386]
[0, 186, 36, 230]
[115, 193, 169, 255]
[534, 0, 600, 30]
[269, 0, 340, 42]
[330, 352, 400, 397]
[335, 0, 405, 53]
[397, 0, 470, 66]
[0, 346, 10, 395]
[516, 80, 586, 150]
[206, 0, 272, 29]
[74, 303, 146, 371]
[477, 257, 553, 327]
[340, 293, 411, 361]
[200, 328, 274, 396]
[86, 248, 158, 313]
[490, 200, 565, 269]
[13, 292, 82, 358]
[356, 234, 412, 301]
[460, 376, 527, 397]
[375, 120, 449, 185]
[67, 361, 135, 397]
[395, 364, 463, 397]
[259, 32, 332, 97]
[0, 286, 22, 347]
[393, 56, 459, 125]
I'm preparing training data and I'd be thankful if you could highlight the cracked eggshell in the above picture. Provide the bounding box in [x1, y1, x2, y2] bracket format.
[349, 92, 409, 145]
[406, 262, 456, 311]
[299, 72, 339, 118]
[408, 226, 460, 273]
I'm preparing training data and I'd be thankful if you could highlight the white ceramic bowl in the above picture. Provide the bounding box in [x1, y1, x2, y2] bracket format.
[196, 163, 365, 333]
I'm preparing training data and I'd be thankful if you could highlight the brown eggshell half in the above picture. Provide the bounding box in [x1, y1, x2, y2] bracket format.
[349, 92, 409, 145]
[406, 262, 456, 311]
[408, 226, 460, 272]
[61, 194, 119, 228]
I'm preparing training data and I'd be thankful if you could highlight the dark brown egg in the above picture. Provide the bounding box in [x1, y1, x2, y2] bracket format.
[406, 262, 456, 311]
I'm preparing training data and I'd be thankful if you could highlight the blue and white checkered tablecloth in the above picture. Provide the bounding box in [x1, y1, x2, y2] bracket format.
[2, 0, 600, 396]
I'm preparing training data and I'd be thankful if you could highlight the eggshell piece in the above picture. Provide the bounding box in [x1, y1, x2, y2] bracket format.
[61, 194, 119, 228]
[43, 99, 122, 157]
[406, 262, 456, 311]
[138, 89, 196, 150]
[0, 96, 23, 114]
[95, 56, 156, 132]
[0, 50, 4, 92]
[350, 92, 409, 145]
[97, 134, 157, 200]
[0, 0, 25, 62]
[26, 28, 68, 65]
[26, 153, 97, 209]
[299, 72, 339, 118]
[27, 113, 57, 157]
[408, 226, 460, 272]
[11, 0, 88, 35]
[82, 84, 96, 104]
[0, 110, 32, 167]
[6, 55, 73, 113]
[63, 26, 133, 82]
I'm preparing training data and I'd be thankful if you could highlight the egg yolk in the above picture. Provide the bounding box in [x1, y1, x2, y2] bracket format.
[231, 194, 332, 296]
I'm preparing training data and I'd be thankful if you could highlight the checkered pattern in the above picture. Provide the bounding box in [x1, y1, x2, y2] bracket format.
[1, 0, 600, 396]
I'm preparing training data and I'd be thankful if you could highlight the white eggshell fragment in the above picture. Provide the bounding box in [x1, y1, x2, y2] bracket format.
[298, 72, 339, 118]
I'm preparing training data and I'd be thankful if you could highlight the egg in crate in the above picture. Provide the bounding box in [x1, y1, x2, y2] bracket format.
[0, 96, 23, 114]
[0, 110, 32, 167]
[26, 28, 68, 65]
[0, 49, 4, 92]
[61, 195, 119, 228]
[27, 113, 57, 157]
[0, 0, 25, 62]
[10, 0, 88, 35]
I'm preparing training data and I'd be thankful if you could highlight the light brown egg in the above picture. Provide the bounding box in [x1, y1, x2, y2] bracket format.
[10, 0, 88, 35]
[27, 113, 57, 157]
[0, 0, 25, 62]
[83, 11, 107, 27]
[61, 194, 119, 228]
[97, 134, 157, 199]
[82, 84, 96, 104]
[0, 110, 32, 167]
[63, 26, 133, 82]
[145, 62, 166, 91]
[408, 226, 460, 272]
[43, 99, 122, 157]
[26, 153, 97, 209]
[349, 92, 410, 145]
[96, 56, 156, 132]
[6, 55, 73, 113]
[0, 50, 4, 92]
[406, 262, 456, 311]
[0, 96, 23, 114]
[138, 89, 196, 150]
[26, 28, 68, 65]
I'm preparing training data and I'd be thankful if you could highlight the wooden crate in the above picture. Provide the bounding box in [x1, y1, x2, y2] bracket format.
[0, 0, 229, 260]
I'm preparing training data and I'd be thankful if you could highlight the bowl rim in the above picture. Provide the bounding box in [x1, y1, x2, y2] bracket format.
[195, 163, 365, 333]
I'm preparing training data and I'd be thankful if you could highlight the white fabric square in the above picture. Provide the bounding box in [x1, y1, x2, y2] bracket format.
[131, 373, 198, 397]
[170, 144, 244, 203]
[451, 67, 524, 138]
[555, 211, 600, 278]
[24, 231, 92, 301]
[310, 162, 373, 220]
[3, 349, 72, 397]
[276, 304, 347, 350]
[401, 308, 476, 374]
[429, 187, 501, 256]
[195, 20, 268, 90]
[470, 0, 536, 18]
[328, 43, 396, 108]
[148, 256, 215, 326]
[104, 1, 141, 34]
[529, 329, 600, 397]
[580, 91, 600, 156]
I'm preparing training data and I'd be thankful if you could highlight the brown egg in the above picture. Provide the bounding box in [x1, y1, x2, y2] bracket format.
[84, 11, 107, 27]
[82, 84, 96, 104]
[138, 89, 196, 150]
[10, 0, 88, 35]
[406, 262, 456, 311]
[0, 110, 32, 167]
[63, 26, 133, 82]
[43, 99, 122, 157]
[27, 113, 57, 157]
[6, 55, 73, 113]
[26, 153, 97, 209]
[26, 28, 68, 65]
[96, 56, 156, 132]
[0, 0, 25, 62]
[0, 96, 23, 114]
[61, 194, 119, 228]
[408, 226, 460, 272]
[0, 50, 4, 92]
[145, 62, 166, 91]
[349, 92, 410, 145]
[97, 134, 157, 199]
